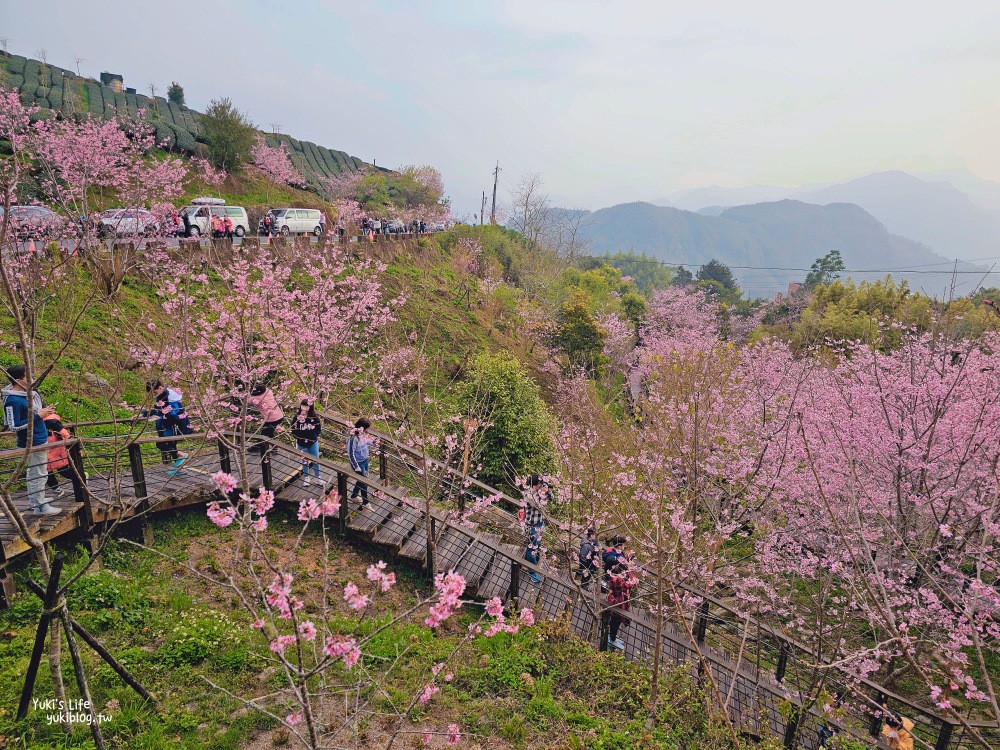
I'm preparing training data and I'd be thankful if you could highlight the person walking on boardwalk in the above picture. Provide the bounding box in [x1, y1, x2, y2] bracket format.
[578, 527, 599, 590]
[246, 382, 284, 455]
[881, 711, 915, 750]
[519, 475, 549, 583]
[606, 556, 638, 651]
[44, 414, 73, 497]
[347, 417, 372, 503]
[291, 399, 322, 487]
[2, 365, 59, 515]
[145, 380, 194, 474]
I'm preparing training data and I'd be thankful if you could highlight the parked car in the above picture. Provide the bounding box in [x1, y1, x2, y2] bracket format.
[429, 220, 447, 232]
[98, 208, 160, 237]
[265, 208, 324, 236]
[180, 204, 250, 237]
[384, 219, 406, 234]
[0, 205, 69, 240]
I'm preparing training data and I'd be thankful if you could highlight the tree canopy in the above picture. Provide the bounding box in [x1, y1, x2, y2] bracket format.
[200, 98, 256, 172]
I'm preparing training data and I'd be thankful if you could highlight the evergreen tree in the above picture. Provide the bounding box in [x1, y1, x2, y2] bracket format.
[804, 249, 845, 289]
[200, 98, 256, 171]
[167, 81, 185, 106]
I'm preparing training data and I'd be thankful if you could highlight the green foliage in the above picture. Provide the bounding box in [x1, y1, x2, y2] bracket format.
[349, 166, 446, 216]
[557, 289, 607, 373]
[167, 81, 185, 106]
[805, 250, 845, 289]
[599, 250, 674, 294]
[673, 265, 694, 285]
[697, 258, 739, 291]
[461, 351, 555, 489]
[200, 97, 256, 171]
[155, 609, 239, 667]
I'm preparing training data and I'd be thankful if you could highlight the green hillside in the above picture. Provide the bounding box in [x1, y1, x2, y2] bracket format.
[0, 50, 374, 195]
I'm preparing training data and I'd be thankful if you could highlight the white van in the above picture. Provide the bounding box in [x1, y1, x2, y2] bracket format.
[180, 205, 250, 237]
[269, 208, 325, 236]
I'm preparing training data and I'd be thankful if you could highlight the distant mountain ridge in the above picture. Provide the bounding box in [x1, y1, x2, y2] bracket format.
[568, 200, 998, 298]
[663, 169, 1000, 264]
[0, 50, 379, 195]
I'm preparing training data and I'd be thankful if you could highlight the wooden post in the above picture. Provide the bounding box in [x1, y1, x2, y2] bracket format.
[18, 552, 65, 719]
[378, 448, 387, 483]
[934, 722, 954, 750]
[775, 641, 790, 683]
[69, 441, 92, 526]
[126, 442, 153, 545]
[337, 471, 348, 534]
[782, 710, 800, 749]
[508, 559, 520, 605]
[260, 449, 273, 491]
[694, 599, 710, 644]
[426, 516, 436, 578]
[127, 443, 147, 500]
[217, 439, 232, 474]
[598, 608, 610, 652]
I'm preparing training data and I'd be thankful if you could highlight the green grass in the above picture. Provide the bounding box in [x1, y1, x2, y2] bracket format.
[0, 509, 778, 749]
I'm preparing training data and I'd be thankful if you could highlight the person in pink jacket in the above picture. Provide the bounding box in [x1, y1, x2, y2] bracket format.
[248, 384, 283, 432]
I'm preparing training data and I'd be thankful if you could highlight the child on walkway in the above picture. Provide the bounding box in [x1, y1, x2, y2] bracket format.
[44, 414, 73, 497]
[290, 399, 322, 486]
[347, 417, 372, 503]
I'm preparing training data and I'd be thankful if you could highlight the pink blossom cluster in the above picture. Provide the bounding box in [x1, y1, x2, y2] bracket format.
[267, 573, 304, 620]
[366, 560, 397, 593]
[424, 572, 467, 628]
[323, 634, 361, 669]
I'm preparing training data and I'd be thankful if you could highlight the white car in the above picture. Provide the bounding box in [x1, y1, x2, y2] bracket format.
[99, 208, 160, 237]
[180, 205, 250, 237]
[268, 208, 325, 236]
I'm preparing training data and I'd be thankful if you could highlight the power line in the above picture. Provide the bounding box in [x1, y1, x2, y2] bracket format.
[591, 254, 997, 276]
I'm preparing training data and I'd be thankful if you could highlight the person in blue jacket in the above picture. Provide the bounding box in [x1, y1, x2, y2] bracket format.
[347, 417, 372, 503]
[3, 365, 60, 515]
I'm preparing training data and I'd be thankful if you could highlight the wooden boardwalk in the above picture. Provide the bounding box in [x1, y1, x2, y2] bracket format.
[0, 424, 994, 750]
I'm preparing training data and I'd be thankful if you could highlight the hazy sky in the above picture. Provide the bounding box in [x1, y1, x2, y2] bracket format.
[6, 1, 1000, 215]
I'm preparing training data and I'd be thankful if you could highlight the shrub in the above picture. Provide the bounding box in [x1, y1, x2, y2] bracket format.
[23, 60, 40, 86]
[68, 570, 126, 610]
[155, 123, 174, 148]
[200, 97, 256, 171]
[461, 351, 555, 489]
[169, 124, 197, 153]
[86, 82, 103, 116]
[7, 54, 26, 74]
[155, 609, 238, 667]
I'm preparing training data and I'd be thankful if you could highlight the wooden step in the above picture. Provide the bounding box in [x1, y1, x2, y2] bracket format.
[435, 525, 477, 575]
[398, 522, 430, 562]
[453, 540, 496, 594]
[372, 499, 422, 549]
[478, 545, 515, 600]
[346, 493, 397, 534]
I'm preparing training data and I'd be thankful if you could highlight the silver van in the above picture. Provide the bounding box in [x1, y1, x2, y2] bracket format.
[270, 208, 324, 236]
[181, 205, 250, 237]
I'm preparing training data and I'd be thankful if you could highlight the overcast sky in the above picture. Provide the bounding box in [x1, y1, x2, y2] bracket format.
[6, 1, 1000, 215]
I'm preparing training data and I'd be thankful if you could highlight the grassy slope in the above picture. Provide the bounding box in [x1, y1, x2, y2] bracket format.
[0, 509, 761, 750]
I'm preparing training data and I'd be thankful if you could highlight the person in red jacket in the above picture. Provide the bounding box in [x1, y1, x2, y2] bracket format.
[224, 215, 234, 239]
[606, 555, 638, 651]
[44, 415, 73, 497]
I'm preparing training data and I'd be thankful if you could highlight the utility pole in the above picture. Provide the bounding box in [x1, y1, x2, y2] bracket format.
[74, 57, 85, 76]
[480, 191, 486, 226]
[490, 162, 500, 225]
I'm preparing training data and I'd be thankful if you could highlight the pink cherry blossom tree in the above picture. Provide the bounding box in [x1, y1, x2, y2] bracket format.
[252, 135, 305, 201]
